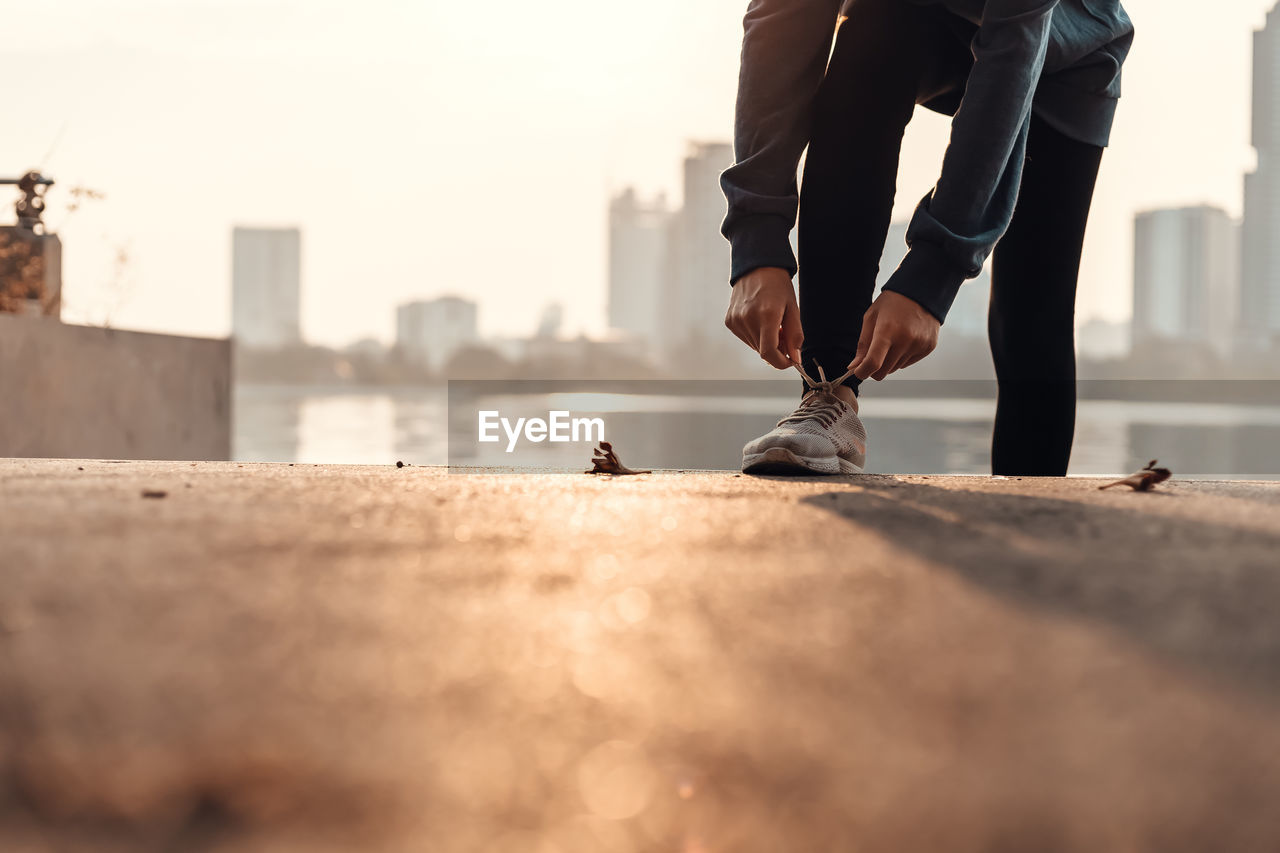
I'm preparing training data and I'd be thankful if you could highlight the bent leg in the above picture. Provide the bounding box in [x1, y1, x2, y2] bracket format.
[988, 113, 1104, 476]
[798, 0, 935, 395]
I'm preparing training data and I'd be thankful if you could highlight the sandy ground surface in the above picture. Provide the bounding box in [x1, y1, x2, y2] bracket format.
[1, 459, 1279, 852]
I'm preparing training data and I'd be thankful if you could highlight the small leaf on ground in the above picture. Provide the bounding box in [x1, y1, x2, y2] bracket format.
[1099, 459, 1173, 492]
[585, 441, 652, 476]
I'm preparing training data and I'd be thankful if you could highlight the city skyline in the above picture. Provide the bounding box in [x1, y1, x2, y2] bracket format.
[9, 0, 1277, 350]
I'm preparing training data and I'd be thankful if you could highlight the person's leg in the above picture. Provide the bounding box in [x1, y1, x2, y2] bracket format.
[988, 113, 1104, 476]
[798, 0, 963, 398]
[742, 1, 967, 476]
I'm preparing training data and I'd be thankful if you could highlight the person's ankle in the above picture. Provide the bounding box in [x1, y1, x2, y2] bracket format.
[832, 384, 858, 410]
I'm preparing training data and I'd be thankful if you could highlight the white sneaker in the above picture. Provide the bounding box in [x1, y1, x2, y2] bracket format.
[742, 365, 867, 475]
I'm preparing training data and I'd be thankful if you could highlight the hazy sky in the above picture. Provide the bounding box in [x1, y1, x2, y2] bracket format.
[10, 0, 1275, 346]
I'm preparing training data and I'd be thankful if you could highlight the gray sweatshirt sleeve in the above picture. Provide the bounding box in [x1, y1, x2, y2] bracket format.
[719, 0, 843, 284]
[882, 0, 1059, 324]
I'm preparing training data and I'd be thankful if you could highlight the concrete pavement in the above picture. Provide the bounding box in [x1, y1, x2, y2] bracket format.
[2, 459, 1279, 851]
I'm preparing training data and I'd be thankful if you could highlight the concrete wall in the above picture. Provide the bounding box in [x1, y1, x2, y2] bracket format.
[0, 315, 231, 460]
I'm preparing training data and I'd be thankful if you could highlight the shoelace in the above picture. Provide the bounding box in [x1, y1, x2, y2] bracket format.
[777, 363, 858, 429]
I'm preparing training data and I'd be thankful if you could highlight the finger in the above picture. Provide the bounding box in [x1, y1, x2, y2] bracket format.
[881, 343, 919, 379]
[902, 337, 938, 370]
[899, 348, 928, 371]
[853, 332, 892, 380]
[872, 346, 906, 381]
[780, 303, 804, 365]
[762, 347, 791, 370]
[755, 306, 791, 369]
[752, 307, 793, 371]
[753, 305, 780, 356]
[725, 315, 751, 349]
[848, 308, 877, 373]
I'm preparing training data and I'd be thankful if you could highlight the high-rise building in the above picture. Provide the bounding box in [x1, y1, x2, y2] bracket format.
[1133, 206, 1240, 356]
[396, 296, 478, 371]
[232, 227, 302, 349]
[1077, 317, 1132, 360]
[608, 189, 670, 351]
[535, 302, 564, 340]
[878, 221, 992, 340]
[664, 142, 750, 368]
[1242, 5, 1280, 351]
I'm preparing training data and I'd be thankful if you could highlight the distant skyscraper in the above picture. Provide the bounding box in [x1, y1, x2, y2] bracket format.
[232, 227, 302, 349]
[608, 188, 670, 349]
[536, 302, 564, 340]
[1077, 317, 1131, 360]
[1132, 206, 1239, 356]
[396, 296, 478, 370]
[1242, 5, 1280, 350]
[878, 221, 992, 340]
[664, 142, 751, 367]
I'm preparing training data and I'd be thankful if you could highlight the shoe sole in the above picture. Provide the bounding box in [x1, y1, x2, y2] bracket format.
[742, 447, 863, 476]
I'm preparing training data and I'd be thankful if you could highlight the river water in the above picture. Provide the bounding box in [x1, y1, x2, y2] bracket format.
[233, 384, 1280, 479]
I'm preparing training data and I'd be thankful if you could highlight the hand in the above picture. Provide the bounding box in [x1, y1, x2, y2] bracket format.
[849, 290, 940, 381]
[724, 267, 804, 370]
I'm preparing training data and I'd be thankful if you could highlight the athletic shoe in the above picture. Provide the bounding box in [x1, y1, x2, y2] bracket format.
[741, 365, 867, 475]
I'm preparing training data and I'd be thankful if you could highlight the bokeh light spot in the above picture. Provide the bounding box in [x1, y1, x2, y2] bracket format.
[577, 741, 656, 821]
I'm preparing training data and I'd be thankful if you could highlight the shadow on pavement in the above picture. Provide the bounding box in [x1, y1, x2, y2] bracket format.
[802, 476, 1280, 700]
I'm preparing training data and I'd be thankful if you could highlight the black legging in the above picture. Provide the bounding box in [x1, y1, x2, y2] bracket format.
[797, 0, 1104, 476]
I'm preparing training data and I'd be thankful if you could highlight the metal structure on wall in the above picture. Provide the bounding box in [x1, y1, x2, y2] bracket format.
[0, 170, 62, 318]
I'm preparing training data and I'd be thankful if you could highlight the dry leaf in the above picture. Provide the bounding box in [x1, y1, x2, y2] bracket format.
[1098, 459, 1172, 492]
[585, 441, 651, 476]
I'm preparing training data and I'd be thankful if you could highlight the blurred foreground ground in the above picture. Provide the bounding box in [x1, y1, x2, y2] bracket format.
[1, 459, 1279, 852]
